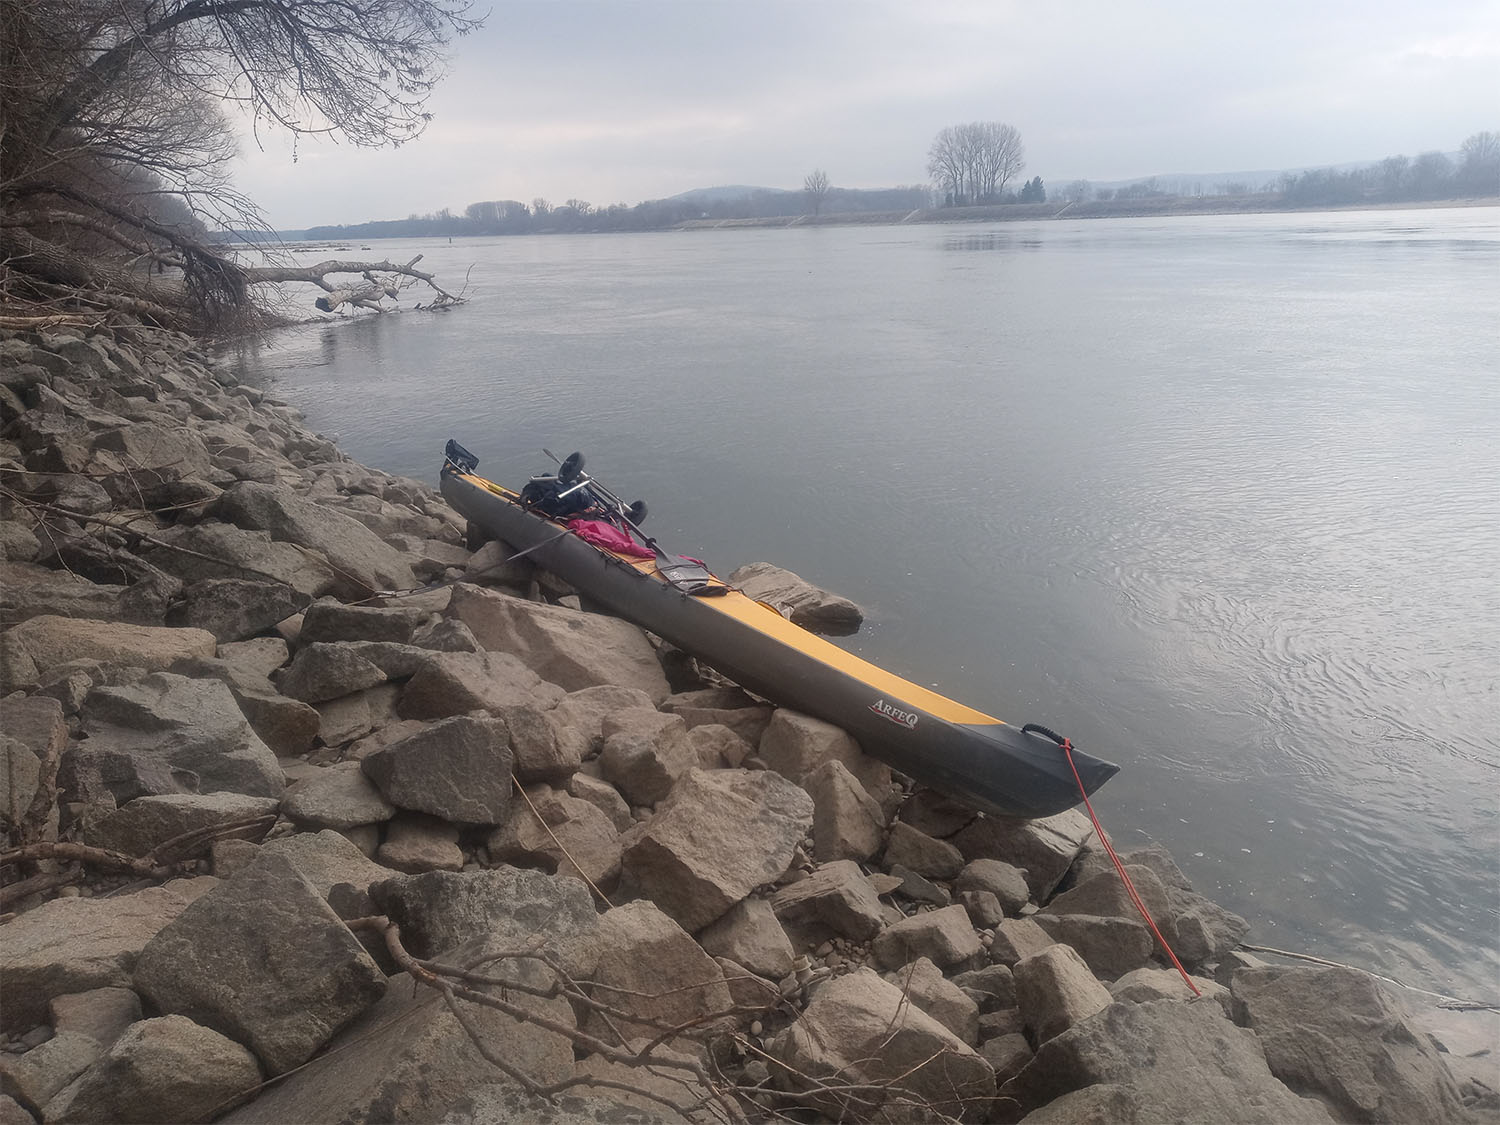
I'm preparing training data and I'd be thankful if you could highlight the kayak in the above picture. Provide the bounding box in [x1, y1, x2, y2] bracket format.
[438, 442, 1118, 819]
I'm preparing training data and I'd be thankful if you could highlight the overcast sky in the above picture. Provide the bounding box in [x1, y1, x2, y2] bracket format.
[231, 0, 1500, 230]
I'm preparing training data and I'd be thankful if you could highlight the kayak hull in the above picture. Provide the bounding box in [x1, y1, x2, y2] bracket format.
[440, 463, 1118, 819]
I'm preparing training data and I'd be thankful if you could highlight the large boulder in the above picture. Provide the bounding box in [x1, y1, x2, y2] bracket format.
[485, 786, 622, 891]
[141, 522, 339, 598]
[6, 616, 215, 678]
[597, 710, 696, 807]
[951, 809, 1094, 901]
[1012, 944, 1112, 1045]
[620, 768, 813, 932]
[222, 934, 576, 1125]
[132, 853, 387, 1076]
[211, 481, 417, 599]
[0, 877, 217, 1031]
[281, 761, 398, 831]
[273, 643, 388, 703]
[256, 829, 393, 897]
[445, 584, 671, 702]
[1230, 964, 1467, 1124]
[360, 714, 512, 825]
[998, 999, 1333, 1124]
[771, 859, 886, 944]
[80, 793, 279, 858]
[71, 672, 284, 801]
[770, 967, 995, 1122]
[872, 903, 985, 971]
[884, 956, 982, 1045]
[41, 1016, 261, 1125]
[397, 650, 566, 719]
[758, 708, 890, 796]
[802, 758, 886, 862]
[1032, 914, 1156, 981]
[166, 578, 310, 643]
[696, 897, 796, 982]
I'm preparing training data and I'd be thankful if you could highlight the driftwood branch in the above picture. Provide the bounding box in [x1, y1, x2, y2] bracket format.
[237, 254, 465, 312]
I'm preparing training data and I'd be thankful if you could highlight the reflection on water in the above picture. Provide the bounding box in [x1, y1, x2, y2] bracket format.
[226, 208, 1500, 1001]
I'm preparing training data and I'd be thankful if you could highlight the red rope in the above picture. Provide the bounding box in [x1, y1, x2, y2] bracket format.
[1060, 737, 1201, 997]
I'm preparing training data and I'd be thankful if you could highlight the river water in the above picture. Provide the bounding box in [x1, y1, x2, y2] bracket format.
[227, 207, 1500, 1001]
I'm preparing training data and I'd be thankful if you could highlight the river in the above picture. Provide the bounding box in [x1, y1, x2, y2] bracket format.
[226, 206, 1500, 1002]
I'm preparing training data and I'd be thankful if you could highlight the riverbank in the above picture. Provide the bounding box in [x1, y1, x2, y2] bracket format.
[0, 324, 1494, 1122]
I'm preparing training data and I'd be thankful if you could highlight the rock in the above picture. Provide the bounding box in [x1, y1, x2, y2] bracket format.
[550, 684, 658, 755]
[378, 812, 464, 873]
[1016, 1082, 1140, 1123]
[360, 714, 513, 825]
[620, 768, 813, 932]
[274, 642, 387, 703]
[885, 956, 982, 1044]
[368, 866, 599, 968]
[999, 999, 1334, 1123]
[1231, 964, 1466, 1124]
[298, 601, 432, 644]
[954, 963, 1018, 1013]
[981, 1032, 1034, 1089]
[1012, 944, 1112, 1045]
[664, 698, 775, 748]
[91, 421, 214, 479]
[770, 967, 995, 1122]
[142, 521, 338, 597]
[582, 900, 732, 1041]
[889, 863, 951, 906]
[565, 773, 633, 832]
[312, 682, 399, 748]
[210, 481, 417, 599]
[686, 721, 752, 768]
[1041, 864, 1170, 922]
[770, 859, 886, 944]
[696, 897, 796, 981]
[462, 537, 535, 586]
[257, 829, 393, 896]
[221, 934, 575, 1125]
[80, 792, 279, 858]
[230, 688, 320, 757]
[0, 735, 42, 842]
[485, 786, 622, 891]
[446, 584, 671, 702]
[503, 704, 580, 783]
[133, 853, 386, 1076]
[41, 1016, 261, 1125]
[573, 1038, 715, 1119]
[0, 1030, 102, 1115]
[166, 578, 311, 643]
[48, 987, 142, 1049]
[758, 709, 891, 796]
[73, 672, 284, 800]
[883, 820, 965, 880]
[725, 561, 864, 634]
[872, 903, 984, 971]
[989, 917, 1057, 968]
[281, 761, 397, 831]
[951, 809, 1094, 901]
[7, 615, 215, 677]
[0, 877, 217, 1032]
[1032, 913, 1156, 981]
[1168, 892, 1251, 968]
[956, 858, 1032, 916]
[397, 649, 566, 719]
[598, 710, 696, 807]
[802, 758, 886, 862]
[1110, 966, 1228, 1013]
[959, 889, 1006, 928]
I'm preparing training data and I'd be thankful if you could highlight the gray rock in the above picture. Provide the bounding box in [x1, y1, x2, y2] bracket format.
[74, 672, 284, 800]
[257, 828, 393, 896]
[1032, 913, 1157, 981]
[565, 773, 633, 832]
[1110, 966, 1229, 1013]
[485, 786, 622, 891]
[368, 866, 599, 968]
[598, 710, 696, 807]
[0, 1030, 101, 1115]
[166, 578, 310, 643]
[0, 877, 217, 1032]
[1231, 964, 1466, 1124]
[378, 812, 464, 873]
[686, 721, 753, 768]
[397, 649, 566, 719]
[758, 708, 891, 797]
[222, 934, 576, 1125]
[80, 792, 279, 858]
[275, 642, 387, 703]
[282, 761, 398, 830]
[885, 956, 982, 1044]
[889, 863, 952, 906]
[581, 900, 731, 1041]
[299, 601, 432, 645]
[981, 1032, 1034, 1090]
[48, 987, 142, 1050]
[360, 714, 513, 825]
[724, 561, 864, 634]
[8, 615, 215, 678]
[771, 859, 886, 943]
[957, 858, 1032, 916]
[620, 768, 813, 932]
[41, 1016, 261, 1124]
[951, 809, 1094, 901]
[133, 852, 387, 1075]
[884, 820, 965, 880]
[872, 903, 984, 971]
[989, 916, 1057, 968]
[446, 583, 671, 702]
[954, 963, 1018, 1013]
[770, 967, 995, 1122]
[0, 735, 42, 841]
[312, 682, 400, 748]
[503, 703, 581, 783]
[959, 889, 1006, 928]
[142, 521, 338, 598]
[999, 999, 1334, 1123]
[1013, 943, 1112, 1045]
[91, 421, 214, 479]
[802, 758, 886, 862]
[696, 897, 796, 981]
[211, 481, 417, 599]
[229, 689, 322, 757]
[551, 684, 658, 756]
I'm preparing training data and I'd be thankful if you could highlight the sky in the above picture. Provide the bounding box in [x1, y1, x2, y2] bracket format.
[230, 0, 1500, 230]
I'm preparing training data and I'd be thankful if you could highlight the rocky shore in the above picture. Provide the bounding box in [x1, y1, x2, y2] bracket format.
[0, 325, 1493, 1123]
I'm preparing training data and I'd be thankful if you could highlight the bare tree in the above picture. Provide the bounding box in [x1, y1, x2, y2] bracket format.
[802, 168, 830, 216]
[1458, 130, 1500, 195]
[926, 121, 1025, 205]
[0, 0, 483, 332]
